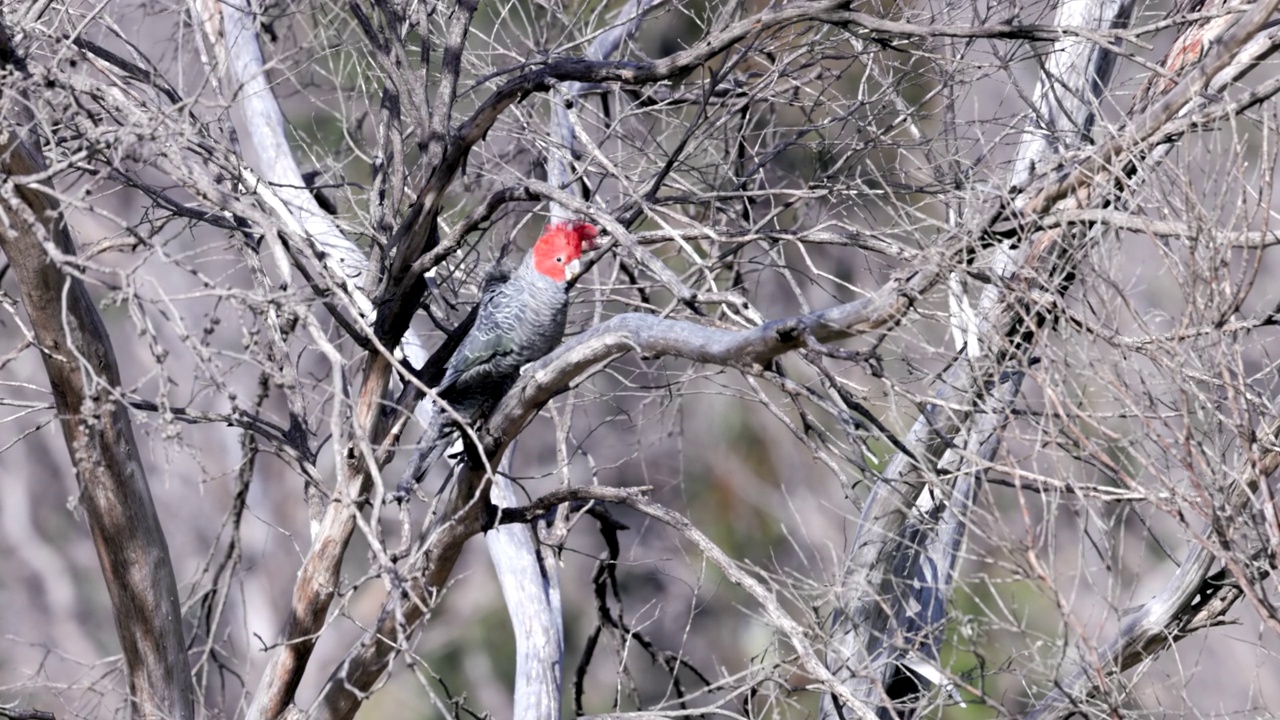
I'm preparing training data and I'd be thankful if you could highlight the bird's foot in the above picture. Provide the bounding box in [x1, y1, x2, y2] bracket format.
[388, 480, 416, 504]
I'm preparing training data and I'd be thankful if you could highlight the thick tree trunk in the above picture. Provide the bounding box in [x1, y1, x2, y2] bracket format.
[0, 23, 195, 720]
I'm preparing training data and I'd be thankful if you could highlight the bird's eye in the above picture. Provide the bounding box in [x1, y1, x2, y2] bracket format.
[556, 256, 564, 263]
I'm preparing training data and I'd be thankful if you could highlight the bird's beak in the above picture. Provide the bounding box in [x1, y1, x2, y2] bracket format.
[565, 257, 583, 281]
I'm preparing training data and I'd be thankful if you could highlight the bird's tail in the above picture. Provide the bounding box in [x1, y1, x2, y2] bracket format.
[391, 402, 455, 502]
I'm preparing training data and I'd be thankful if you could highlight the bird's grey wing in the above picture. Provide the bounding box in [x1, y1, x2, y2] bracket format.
[437, 276, 519, 392]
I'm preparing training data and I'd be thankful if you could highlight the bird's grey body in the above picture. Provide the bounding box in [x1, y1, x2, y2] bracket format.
[392, 252, 576, 501]
[392, 220, 596, 501]
[435, 255, 571, 421]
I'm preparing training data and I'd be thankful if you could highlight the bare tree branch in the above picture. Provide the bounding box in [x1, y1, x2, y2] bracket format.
[0, 706, 56, 720]
[486, 448, 565, 720]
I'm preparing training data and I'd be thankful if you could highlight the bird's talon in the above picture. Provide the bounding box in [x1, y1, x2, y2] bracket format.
[390, 483, 414, 504]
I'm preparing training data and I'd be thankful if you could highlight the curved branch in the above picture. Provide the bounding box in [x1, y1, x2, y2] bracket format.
[490, 485, 655, 526]
[1025, 415, 1280, 718]
[502, 275, 923, 417]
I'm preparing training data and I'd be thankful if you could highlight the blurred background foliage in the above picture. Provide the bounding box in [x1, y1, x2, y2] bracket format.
[4, 0, 1280, 717]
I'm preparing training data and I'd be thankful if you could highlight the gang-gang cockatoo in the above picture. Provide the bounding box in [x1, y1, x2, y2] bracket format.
[394, 220, 599, 499]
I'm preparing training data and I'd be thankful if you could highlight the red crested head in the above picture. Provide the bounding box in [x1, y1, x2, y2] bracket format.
[530, 221, 599, 282]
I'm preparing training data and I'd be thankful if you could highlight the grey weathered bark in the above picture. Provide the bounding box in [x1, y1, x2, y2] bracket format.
[206, 0, 380, 711]
[0, 22, 195, 720]
[193, 1, 442, 716]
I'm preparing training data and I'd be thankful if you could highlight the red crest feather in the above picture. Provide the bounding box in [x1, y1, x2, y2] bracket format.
[531, 221, 599, 281]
